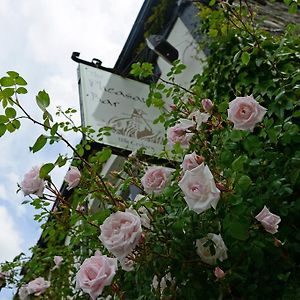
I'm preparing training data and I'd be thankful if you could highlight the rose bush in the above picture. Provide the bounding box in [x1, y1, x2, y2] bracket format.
[0, 1, 299, 299]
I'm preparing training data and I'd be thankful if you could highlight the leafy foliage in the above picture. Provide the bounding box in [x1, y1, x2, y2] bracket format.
[0, 1, 300, 300]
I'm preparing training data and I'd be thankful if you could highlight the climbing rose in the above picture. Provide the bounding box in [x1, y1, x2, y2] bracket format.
[64, 166, 81, 190]
[53, 256, 63, 269]
[20, 166, 45, 197]
[18, 285, 29, 300]
[167, 119, 195, 148]
[27, 277, 50, 296]
[99, 209, 142, 260]
[179, 163, 220, 214]
[76, 251, 117, 300]
[228, 95, 267, 132]
[181, 152, 204, 172]
[214, 267, 225, 279]
[196, 233, 228, 265]
[202, 98, 214, 112]
[141, 166, 172, 194]
[255, 206, 281, 234]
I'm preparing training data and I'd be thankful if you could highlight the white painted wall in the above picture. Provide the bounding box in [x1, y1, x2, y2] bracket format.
[157, 18, 206, 88]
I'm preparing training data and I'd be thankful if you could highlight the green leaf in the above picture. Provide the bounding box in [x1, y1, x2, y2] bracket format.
[225, 219, 249, 240]
[30, 134, 47, 153]
[0, 115, 8, 123]
[16, 87, 28, 94]
[97, 148, 112, 163]
[12, 119, 21, 129]
[217, 101, 228, 113]
[39, 163, 55, 178]
[0, 124, 6, 137]
[0, 77, 14, 87]
[15, 76, 27, 86]
[237, 175, 252, 190]
[233, 50, 241, 63]
[288, 2, 297, 13]
[5, 107, 16, 118]
[2, 88, 14, 97]
[209, 28, 218, 38]
[241, 52, 250, 65]
[50, 123, 59, 136]
[232, 155, 248, 171]
[6, 122, 15, 133]
[7, 71, 19, 78]
[36, 90, 50, 111]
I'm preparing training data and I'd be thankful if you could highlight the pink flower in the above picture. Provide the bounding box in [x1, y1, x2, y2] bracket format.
[167, 119, 195, 148]
[20, 166, 45, 197]
[64, 166, 81, 190]
[181, 152, 204, 172]
[27, 277, 50, 296]
[196, 233, 228, 265]
[18, 285, 29, 300]
[228, 95, 267, 132]
[179, 163, 220, 214]
[99, 209, 142, 260]
[76, 251, 117, 300]
[202, 99, 214, 112]
[53, 255, 63, 269]
[214, 267, 225, 279]
[255, 206, 281, 234]
[141, 166, 172, 194]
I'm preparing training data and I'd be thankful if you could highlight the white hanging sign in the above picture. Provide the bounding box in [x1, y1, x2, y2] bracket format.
[78, 63, 166, 155]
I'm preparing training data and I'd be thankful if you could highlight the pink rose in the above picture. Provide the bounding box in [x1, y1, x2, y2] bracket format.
[141, 166, 172, 194]
[227, 95, 267, 132]
[18, 285, 29, 300]
[64, 166, 81, 190]
[202, 99, 214, 112]
[99, 209, 142, 260]
[20, 166, 45, 197]
[167, 119, 195, 148]
[214, 267, 225, 279]
[196, 233, 228, 265]
[27, 277, 50, 296]
[255, 206, 281, 234]
[179, 163, 220, 214]
[181, 152, 204, 172]
[53, 255, 63, 269]
[76, 251, 117, 300]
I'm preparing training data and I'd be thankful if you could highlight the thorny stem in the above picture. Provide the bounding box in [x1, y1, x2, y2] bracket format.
[11, 93, 118, 206]
[154, 74, 196, 96]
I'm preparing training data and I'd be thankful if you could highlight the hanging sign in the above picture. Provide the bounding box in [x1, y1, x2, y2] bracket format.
[78, 63, 166, 156]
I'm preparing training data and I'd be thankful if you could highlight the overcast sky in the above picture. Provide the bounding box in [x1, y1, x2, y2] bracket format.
[0, 0, 144, 297]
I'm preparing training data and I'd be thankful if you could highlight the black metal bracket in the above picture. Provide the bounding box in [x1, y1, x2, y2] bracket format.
[71, 52, 116, 72]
